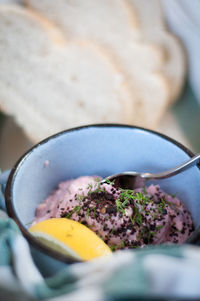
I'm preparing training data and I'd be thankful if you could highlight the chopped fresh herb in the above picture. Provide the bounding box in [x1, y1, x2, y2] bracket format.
[95, 199, 101, 204]
[152, 213, 157, 220]
[134, 191, 151, 204]
[138, 226, 156, 244]
[115, 198, 126, 214]
[160, 198, 166, 208]
[103, 224, 108, 231]
[110, 244, 117, 252]
[117, 189, 151, 214]
[150, 231, 156, 237]
[74, 205, 81, 213]
[93, 186, 106, 194]
[94, 177, 100, 182]
[156, 225, 163, 231]
[92, 207, 96, 219]
[97, 233, 103, 239]
[104, 179, 115, 186]
[171, 193, 176, 198]
[87, 183, 93, 190]
[65, 211, 74, 219]
[122, 199, 130, 207]
[130, 245, 138, 249]
[87, 179, 106, 195]
[158, 207, 163, 214]
[133, 206, 143, 225]
[110, 227, 115, 236]
[119, 189, 135, 202]
[121, 240, 125, 248]
[86, 208, 90, 216]
[147, 231, 156, 243]
[65, 205, 81, 219]
[76, 193, 85, 201]
[157, 199, 167, 213]
[129, 215, 134, 224]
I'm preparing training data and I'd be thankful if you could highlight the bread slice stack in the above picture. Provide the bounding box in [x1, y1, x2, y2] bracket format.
[0, 1, 186, 142]
[0, 5, 136, 141]
[128, 0, 186, 103]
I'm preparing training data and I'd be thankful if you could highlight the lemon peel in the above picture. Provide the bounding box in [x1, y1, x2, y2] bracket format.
[29, 218, 112, 261]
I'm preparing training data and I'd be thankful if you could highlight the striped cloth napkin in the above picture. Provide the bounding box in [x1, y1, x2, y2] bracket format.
[1, 172, 200, 301]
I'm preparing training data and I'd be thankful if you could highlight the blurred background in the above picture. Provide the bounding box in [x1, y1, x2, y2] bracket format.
[0, 0, 200, 170]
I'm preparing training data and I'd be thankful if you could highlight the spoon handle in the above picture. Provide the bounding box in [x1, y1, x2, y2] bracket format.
[141, 153, 200, 180]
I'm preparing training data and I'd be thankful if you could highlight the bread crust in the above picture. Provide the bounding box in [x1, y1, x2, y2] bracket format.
[0, 5, 136, 141]
[24, 0, 171, 129]
[126, 0, 186, 103]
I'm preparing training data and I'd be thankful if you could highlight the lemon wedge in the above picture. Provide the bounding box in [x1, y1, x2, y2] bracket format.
[29, 218, 112, 261]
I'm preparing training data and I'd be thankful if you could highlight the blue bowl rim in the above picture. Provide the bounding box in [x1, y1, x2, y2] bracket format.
[5, 123, 200, 264]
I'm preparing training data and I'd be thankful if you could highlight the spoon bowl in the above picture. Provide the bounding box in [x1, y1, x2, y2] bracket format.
[102, 172, 145, 189]
[102, 153, 200, 189]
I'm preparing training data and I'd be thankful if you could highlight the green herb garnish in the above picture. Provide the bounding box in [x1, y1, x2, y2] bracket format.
[121, 240, 125, 248]
[130, 245, 138, 249]
[87, 178, 106, 195]
[97, 233, 103, 239]
[160, 198, 166, 208]
[87, 183, 93, 190]
[86, 208, 90, 216]
[152, 213, 157, 220]
[115, 199, 126, 214]
[74, 205, 81, 213]
[110, 227, 115, 236]
[76, 193, 85, 202]
[158, 207, 163, 214]
[171, 193, 176, 198]
[65, 211, 74, 219]
[110, 244, 117, 252]
[92, 207, 96, 219]
[129, 215, 134, 224]
[65, 205, 81, 219]
[156, 225, 163, 231]
[104, 179, 115, 186]
[133, 206, 143, 225]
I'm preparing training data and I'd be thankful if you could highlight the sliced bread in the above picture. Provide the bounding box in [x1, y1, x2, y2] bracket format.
[25, 0, 140, 42]
[0, 5, 135, 142]
[25, 0, 165, 71]
[25, 0, 170, 129]
[126, 0, 166, 30]
[127, 0, 186, 102]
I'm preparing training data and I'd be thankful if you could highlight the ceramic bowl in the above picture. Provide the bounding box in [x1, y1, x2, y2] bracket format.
[5, 124, 200, 276]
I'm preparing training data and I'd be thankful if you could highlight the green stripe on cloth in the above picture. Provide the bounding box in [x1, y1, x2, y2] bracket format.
[104, 248, 184, 301]
[104, 246, 185, 300]
[34, 269, 78, 300]
[0, 218, 20, 265]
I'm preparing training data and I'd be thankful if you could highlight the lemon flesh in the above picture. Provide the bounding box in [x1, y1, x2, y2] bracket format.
[29, 218, 112, 261]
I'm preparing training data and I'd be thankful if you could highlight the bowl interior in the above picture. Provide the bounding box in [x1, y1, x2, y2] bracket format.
[7, 125, 200, 232]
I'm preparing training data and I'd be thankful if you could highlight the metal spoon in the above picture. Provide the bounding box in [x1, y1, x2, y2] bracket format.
[101, 153, 200, 190]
